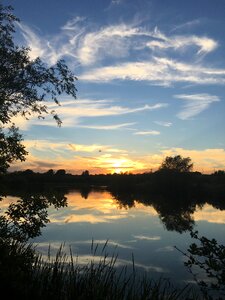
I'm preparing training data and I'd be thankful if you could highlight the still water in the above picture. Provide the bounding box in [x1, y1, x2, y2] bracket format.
[4, 189, 223, 288]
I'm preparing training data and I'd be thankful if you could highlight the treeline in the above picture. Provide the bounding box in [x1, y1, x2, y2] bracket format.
[1, 168, 225, 200]
[1, 168, 225, 235]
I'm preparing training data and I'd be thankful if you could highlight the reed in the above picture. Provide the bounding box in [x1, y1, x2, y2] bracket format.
[0, 239, 201, 299]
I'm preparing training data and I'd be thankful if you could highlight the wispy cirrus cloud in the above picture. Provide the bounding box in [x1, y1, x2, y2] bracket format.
[48, 99, 167, 127]
[171, 19, 201, 32]
[68, 143, 128, 153]
[133, 235, 161, 241]
[76, 24, 140, 65]
[17, 19, 224, 87]
[175, 93, 220, 120]
[134, 130, 160, 135]
[58, 99, 166, 117]
[147, 27, 218, 55]
[80, 57, 225, 86]
[23, 140, 127, 155]
[76, 122, 136, 130]
[154, 121, 172, 127]
[11, 99, 166, 129]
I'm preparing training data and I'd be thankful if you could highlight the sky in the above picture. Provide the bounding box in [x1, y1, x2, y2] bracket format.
[4, 0, 225, 174]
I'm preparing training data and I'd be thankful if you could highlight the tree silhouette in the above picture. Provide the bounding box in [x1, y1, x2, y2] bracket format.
[160, 155, 193, 172]
[0, 125, 27, 173]
[176, 231, 225, 298]
[0, 5, 77, 173]
[55, 169, 66, 176]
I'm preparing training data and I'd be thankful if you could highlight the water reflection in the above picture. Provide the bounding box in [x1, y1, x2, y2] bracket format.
[1, 187, 225, 287]
[112, 191, 198, 233]
[1, 187, 225, 242]
[0, 188, 67, 241]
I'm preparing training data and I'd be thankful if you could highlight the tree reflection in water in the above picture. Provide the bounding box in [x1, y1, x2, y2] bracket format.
[110, 189, 224, 233]
[0, 188, 68, 241]
[1, 182, 225, 240]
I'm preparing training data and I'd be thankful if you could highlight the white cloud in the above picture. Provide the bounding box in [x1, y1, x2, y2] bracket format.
[76, 122, 136, 130]
[133, 235, 161, 241]
[154, 121, 172, 127]
[68, 143, 127, 153]
[61, 16, 86, 31]
[39, 99, 167, 127]
[175, 93, 220, 119]
[77, 24, 140, 65]
[10, 98, 166, 130]
[134, 131, 160, 135]
[80, 57, 225, 85]
[17, 20, 222, 88]
[17, 22, 46, 60]
[147, 27, 218, 55]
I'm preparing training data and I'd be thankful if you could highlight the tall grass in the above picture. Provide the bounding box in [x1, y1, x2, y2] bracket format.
[0, 239, 201, 299]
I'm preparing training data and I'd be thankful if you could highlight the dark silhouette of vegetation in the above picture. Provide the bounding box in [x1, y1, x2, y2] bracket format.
[176, 231, 225, 299]
[1, 166, 225, 236]
[160, 155, 193, 172]
[0, 240, 199, 300]
[1, 165, 225, 298]
[0, 4, 77, 173]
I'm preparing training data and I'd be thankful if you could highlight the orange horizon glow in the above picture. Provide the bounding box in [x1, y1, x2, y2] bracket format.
[8, 141, 225, 175]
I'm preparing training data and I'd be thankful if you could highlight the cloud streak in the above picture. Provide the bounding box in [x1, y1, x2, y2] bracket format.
[134, 131, 160, 135]
[76, 122, 136, 130]
[175, 93, 220, 119]
[147, 27, 218, 55]
[80, 57, 225, 86]
[154, 121, 172, 127]
[17, 20, 224, 87]
[38, 99, 167, 127]
[10, 98, 166, 129]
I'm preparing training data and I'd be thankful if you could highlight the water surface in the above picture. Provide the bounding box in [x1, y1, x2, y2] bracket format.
[5, 188, 223, 288]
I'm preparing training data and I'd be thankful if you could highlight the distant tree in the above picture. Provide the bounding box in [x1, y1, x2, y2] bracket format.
[45, 169, 55, 176]
[0, 5, 77, 173]
[55, 169, 66, 176]
[22, 169, 34, 176]
[159, 155, 193, 172]
[82, 170, 90, 176]
[213, 170, 225, 176]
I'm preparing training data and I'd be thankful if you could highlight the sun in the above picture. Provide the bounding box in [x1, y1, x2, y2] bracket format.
[113, 168, 122, 174]
[96, 155, 145, 174]
[112, 161, 123, 174]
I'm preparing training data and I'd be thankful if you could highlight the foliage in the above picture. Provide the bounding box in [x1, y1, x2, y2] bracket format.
[160, 155, 193, 172]
[0, 190, 67, 242]
[82, 170, 90, 176]
[0, 125, 27, 173]
[0, 4, 77, 173]
[176, 231, 225, 299]
[0, 241, 199, 300]
[0, 238, 36, 298]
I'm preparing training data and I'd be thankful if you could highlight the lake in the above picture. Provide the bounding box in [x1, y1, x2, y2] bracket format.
[2, 188, 225, 289]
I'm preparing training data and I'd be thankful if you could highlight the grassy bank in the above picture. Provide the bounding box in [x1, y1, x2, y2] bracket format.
[0, 238, 201, 300]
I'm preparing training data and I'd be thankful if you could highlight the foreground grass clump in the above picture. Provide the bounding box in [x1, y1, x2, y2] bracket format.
[0, 239, 199, 300]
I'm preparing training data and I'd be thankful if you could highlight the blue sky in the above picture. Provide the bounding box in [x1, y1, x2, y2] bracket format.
[5, 0, 225, 174]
